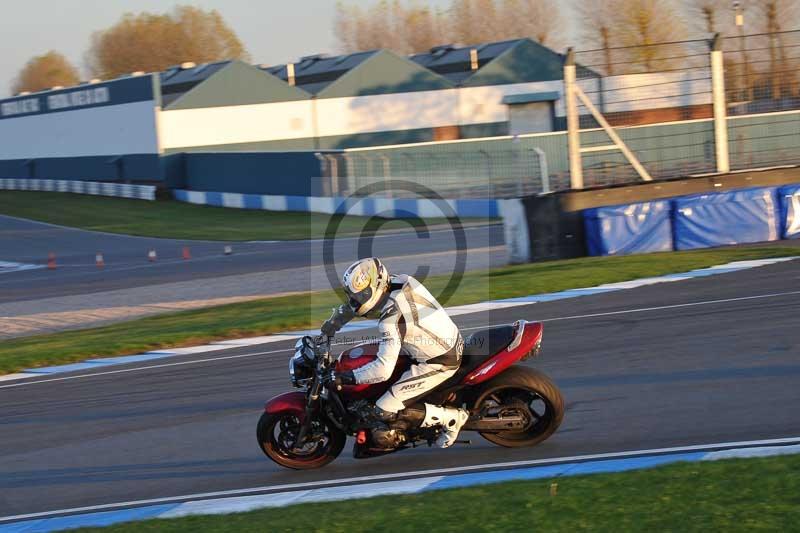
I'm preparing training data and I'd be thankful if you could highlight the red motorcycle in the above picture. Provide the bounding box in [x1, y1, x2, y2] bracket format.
[257, 320, 564, 469]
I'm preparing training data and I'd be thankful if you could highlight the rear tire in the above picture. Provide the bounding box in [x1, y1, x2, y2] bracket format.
[257, 411, 346, 470]
[472, 366, 564, 448]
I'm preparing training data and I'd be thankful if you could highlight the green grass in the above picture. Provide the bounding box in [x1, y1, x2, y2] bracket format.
[0, 191, 475, 241]
[2, 244, 798, 375]
[80, 453, 800, 532]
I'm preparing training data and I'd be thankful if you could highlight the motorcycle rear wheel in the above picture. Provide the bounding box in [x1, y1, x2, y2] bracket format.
[257, 411, 346, 469]
[473, 366, 564, 448]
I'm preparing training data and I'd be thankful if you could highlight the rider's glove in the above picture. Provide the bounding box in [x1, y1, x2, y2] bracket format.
[325, 369, 356, 391]
[321, 304, 356, 337]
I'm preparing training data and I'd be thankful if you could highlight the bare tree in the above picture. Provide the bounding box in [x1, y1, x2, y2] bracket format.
[335, 0, 568, 54]
[497, 0, 564, 48]
[751, 0, 799, 97]
[612, 0, 689, 71]
[577, 0, 622, 75]
[684, 0, 732, 36]
[87, 5, 248, 80]
[447, 0, 502, 44]
[334, 1, 451, 53]
[12, 51, 80, 94]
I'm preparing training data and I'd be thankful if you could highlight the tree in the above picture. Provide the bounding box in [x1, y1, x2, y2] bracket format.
[577, 0, 622, 75]
[496, 0, 564, 48]
[87, 5, 248, 80]
[448, 0, 500, 44]
[684, 0, 732, 36]
[751, 0, 800, 98]
[333, 1, 448, 54]
[11, 51, 80, 94]
[608, 0, 689, 71]
[333, 0, 565, 54]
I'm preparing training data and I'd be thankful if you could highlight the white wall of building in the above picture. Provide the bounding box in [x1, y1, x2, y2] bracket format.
[159, 79, 568, 149]
[158, 99, 315, 149]
[0, 100, 159, 159]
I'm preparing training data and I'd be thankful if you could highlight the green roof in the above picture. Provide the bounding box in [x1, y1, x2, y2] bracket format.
[462, 39, 564, 87]
[317, 50, 454, 99]
[166, 61, 311, 110]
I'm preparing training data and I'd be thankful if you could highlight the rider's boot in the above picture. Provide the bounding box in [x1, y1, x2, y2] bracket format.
[421, 404, 469, 448]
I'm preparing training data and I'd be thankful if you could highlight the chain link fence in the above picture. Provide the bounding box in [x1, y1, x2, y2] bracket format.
[321, 135, 570, 199]
[574, 39, 716, 184]
[724, 30, 800, 171]
[317, 31, 800, 198]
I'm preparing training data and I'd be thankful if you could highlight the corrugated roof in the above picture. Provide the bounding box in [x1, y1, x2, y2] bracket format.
[261, 50, 380, 94]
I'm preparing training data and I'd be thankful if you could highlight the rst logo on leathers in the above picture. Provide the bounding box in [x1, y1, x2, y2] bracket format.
[399, 382, 423, 391]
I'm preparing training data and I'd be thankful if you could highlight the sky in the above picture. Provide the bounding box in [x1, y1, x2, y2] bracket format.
[0, 0, 454, 97]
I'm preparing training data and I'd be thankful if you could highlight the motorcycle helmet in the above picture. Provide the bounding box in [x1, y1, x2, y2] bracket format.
[342, 258, 390, 317]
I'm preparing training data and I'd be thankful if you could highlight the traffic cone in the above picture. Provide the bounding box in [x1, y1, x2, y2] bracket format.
[223, 245, 233, 255]
[95, 252, 105, 268]
[182, 246, 191, 260]
[148, 249, 157, 262]
[47, 252, 57, 270]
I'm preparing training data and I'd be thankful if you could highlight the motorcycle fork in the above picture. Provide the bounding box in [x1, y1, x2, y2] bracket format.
[295, 379, 322, 448]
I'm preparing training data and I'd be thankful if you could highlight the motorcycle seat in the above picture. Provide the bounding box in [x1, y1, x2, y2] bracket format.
[452, 325, 516, 382]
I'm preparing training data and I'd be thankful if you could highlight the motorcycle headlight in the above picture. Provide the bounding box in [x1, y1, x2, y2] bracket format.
[289, 338, 315, 387]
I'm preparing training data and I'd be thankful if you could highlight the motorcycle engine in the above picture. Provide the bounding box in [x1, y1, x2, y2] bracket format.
[347, 400, 409, 449]
[371, 427, 406, 449]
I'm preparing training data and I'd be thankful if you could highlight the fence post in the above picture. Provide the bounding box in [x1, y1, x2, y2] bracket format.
[478, 149, 494, 198]
[711, 33, 730, 174]
[564, 48, 583, 189]
[533, 147, 550, 194]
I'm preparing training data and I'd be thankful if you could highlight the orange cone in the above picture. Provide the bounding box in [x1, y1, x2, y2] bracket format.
[96, 253, 105, 268]
[148, 249, 157, 262]
[47, 252, 57, 270]
[182, 246, 191, 260]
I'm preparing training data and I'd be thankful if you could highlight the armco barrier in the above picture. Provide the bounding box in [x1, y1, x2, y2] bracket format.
[673, 187, 780, 250]
[0, 178, 155, 200]
[780, 184, 800, 239]
[583, 200, 673, 256]
[173, 189, 499, 219]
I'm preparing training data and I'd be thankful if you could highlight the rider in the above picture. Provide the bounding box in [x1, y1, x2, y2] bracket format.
[321, 257, 469, 448]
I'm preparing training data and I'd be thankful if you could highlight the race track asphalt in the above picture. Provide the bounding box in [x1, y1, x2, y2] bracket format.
[0, 215, 503, 303]
[0, 259, 799, 517]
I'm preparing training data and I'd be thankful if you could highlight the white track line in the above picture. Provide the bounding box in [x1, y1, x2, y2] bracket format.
[539, 289, 800, 323]
[2, 288, 799, 390]
[0, 349, 288, 389]
[2, 435, 799, 523]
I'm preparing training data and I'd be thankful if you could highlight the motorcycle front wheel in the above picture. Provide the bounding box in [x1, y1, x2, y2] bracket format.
[472, 366, 564, 448]
[257, 411, 346, 469]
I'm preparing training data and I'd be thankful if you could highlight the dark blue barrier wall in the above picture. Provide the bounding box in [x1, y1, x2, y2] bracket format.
[780, 184, 800, 239]
[0, 154, 161, 182]
[672, 187, 780, 250]
[160, 153, 187, 189]
[584, 200, 673, 256]
[183, 152, 324, 196]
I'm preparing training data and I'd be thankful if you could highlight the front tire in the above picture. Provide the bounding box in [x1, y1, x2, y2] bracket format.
[257, 411, 346, 469]
[472, 366, 564, 448]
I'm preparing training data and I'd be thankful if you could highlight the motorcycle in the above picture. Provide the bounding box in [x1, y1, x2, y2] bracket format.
[257, 320, 564, 469]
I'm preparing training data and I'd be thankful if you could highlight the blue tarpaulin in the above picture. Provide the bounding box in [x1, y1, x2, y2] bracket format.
[673, 187, 780, 250]
[779, 183, 800, 239]
[584, 200, 673, 256]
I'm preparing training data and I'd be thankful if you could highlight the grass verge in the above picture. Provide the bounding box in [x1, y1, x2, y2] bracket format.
[0, 191, 479, 241]
[79, 453, 800, 532]
[1, 245, 798, 375]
